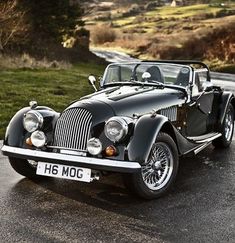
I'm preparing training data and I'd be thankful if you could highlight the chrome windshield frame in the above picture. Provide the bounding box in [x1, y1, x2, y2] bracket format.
[100, 62, 194, 89]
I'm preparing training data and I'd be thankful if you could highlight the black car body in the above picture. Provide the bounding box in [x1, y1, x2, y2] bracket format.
[2, 61, 235, 199]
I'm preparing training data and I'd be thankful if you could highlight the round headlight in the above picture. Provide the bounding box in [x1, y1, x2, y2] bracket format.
[31, 131, 46, 148]
[87, 138, 102, 155]
[104, 117, 128, 142]
[23, 111, 43, 133]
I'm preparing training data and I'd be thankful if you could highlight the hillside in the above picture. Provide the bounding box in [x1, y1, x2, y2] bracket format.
[85, 2, 235, 72]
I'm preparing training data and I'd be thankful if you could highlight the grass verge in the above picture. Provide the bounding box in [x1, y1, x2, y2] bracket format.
[0, 62, 106, 139]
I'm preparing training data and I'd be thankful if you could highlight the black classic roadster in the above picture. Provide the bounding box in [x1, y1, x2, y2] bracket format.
[1, 61, 234, 199]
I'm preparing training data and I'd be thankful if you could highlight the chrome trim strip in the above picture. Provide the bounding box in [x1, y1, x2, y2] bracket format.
[194, 142, 211, 155]
[46, 145, 87, 153]
[1, 145, 141, 170]
[60, 149, 87, 157]
[194, 68, 208, 73]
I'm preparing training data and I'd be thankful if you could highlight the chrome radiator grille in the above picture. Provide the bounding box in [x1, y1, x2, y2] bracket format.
[53, 108, 92, 151]
[160, 106, 177, 121]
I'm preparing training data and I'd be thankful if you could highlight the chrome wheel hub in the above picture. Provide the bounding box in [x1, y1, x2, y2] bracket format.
[154, 161, 162, 170]
[141, 142, 174, 191]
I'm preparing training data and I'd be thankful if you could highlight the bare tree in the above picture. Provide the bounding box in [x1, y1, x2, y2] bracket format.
[0, 0, 26, 52]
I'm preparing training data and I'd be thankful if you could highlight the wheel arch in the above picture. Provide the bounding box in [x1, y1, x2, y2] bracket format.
[218, 92, 235, 129]
[231, 97, 235, 118]
[160, 122, 178, 151]
[127, 114, 184, 164]
[4, 107, 30, 147]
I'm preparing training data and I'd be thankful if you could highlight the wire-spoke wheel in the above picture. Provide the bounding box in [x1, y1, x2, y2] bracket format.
[213, 103, 234, 148]
[123, 132, 179, 199]
[224, 107, 234, 142]
[141, 142, 174, 191]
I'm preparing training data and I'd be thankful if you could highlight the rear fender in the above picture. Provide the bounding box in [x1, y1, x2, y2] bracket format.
[218, 92, 235, 128]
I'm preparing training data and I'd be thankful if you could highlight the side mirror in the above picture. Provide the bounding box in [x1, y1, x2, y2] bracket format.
[142, 72, 151, 81]
[88, 75, 97, 92]
[202, 81, 213, 92]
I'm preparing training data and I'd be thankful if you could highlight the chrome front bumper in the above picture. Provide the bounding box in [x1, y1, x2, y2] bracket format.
[1, 145, 141, 173]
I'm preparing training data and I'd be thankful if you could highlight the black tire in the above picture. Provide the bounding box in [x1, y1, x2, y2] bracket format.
[123, 132, 179, 199]
[8, 157, 43, 180]
[213, 103, 234, 148]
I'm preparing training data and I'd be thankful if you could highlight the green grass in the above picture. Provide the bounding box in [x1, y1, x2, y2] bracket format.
[0, 63, 106, 139]
[108, 4, 231, 30]
[145, 4, 223, 19]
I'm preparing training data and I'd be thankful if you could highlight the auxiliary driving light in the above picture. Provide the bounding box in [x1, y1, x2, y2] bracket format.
[31, 131, 46, 148]
[105, 145, 117, 157]
[26, 137, 33, 146]
[87, 138, 102, 155]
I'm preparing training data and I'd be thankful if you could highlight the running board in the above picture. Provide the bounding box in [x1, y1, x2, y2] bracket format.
[188, 133, 222, 144]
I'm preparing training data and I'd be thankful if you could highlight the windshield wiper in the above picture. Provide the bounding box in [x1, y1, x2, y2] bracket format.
[145, 80, 164, 87]
[134, 80, 165, 89]
[103, 80, 165, 88]
[103, 81, 134, 87]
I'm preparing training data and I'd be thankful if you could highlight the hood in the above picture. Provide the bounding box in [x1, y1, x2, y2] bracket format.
[67, 98, 115, 128]
[73, 85, 186, 117]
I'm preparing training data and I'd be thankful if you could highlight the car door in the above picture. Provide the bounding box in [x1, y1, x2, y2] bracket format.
[186, 71, 215, 137]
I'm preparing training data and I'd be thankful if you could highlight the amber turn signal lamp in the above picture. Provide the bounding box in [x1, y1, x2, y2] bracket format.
[26, 137, 33, 146]
[105, 145, 117, 157]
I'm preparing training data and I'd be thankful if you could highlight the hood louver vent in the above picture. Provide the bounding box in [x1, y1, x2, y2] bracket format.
[160, 106, 177, 121]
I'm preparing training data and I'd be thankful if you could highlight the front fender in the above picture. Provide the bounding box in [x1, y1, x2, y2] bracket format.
[127, 114, 168, 164]
[4, 106, 59, 148]
[4, 107, 30, 147]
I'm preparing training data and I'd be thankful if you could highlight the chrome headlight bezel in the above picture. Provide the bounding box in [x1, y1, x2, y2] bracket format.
[23, 110, 44, 133]
[87, 138, 103, 155]
[104, 117, 129, 142]
[31, 131, 46, 148]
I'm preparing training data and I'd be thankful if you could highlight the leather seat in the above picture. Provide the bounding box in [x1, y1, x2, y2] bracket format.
[175, 67, 190, 87]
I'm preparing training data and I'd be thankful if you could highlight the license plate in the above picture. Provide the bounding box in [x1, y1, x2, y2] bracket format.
[36, 162, 91, 182]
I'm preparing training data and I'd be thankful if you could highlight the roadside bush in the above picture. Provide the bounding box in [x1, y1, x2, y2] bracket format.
[147, 22, 235, 62]
[122, 4, 142, 18]
[145, 1, 163, 11]
[94, 12, 112, 21]
[0, 53, 71, 69]
[215, 9, 235, 18]
[91, 25, 117, 45]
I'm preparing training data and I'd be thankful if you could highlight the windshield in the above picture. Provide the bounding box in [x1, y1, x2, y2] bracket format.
[102, 63, 192, 87]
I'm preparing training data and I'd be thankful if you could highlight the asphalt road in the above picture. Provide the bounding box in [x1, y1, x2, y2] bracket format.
[1, 136, 235, 243]
[0, 51, 235, 242]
